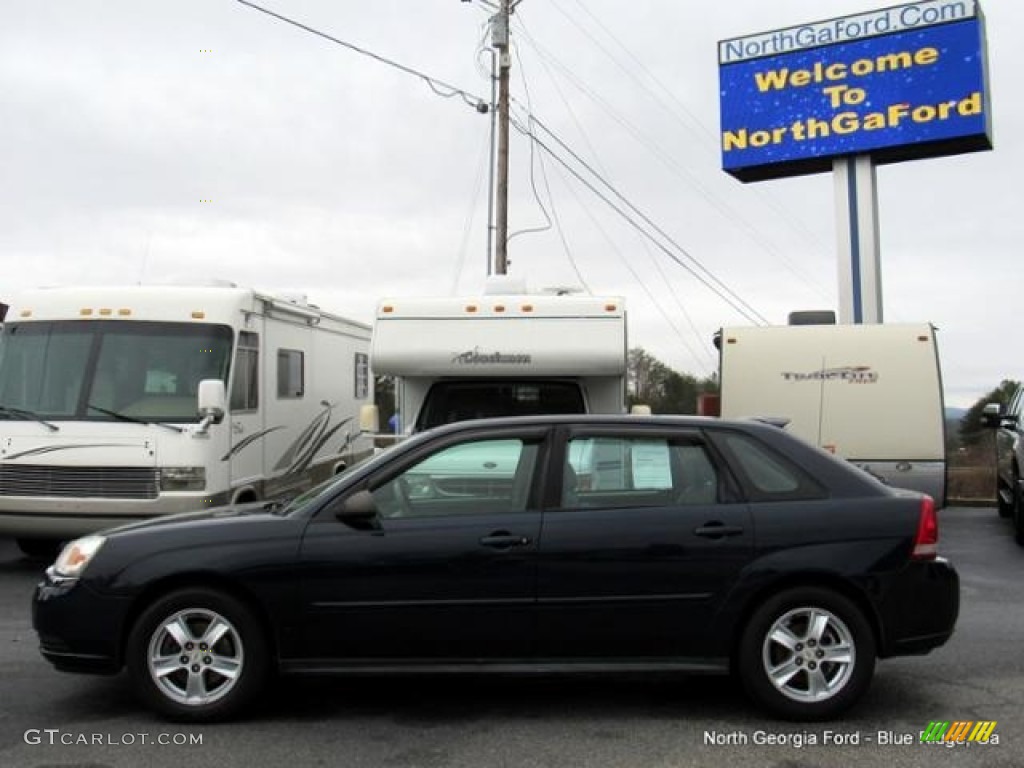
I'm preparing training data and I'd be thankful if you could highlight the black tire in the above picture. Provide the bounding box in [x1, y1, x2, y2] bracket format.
[126, 588, 269, 722]
[1012, 473, 1024, 547]
[738, 587, 876, 721]
[16, 538, 61, 560]
[997, 479, 1013, 518]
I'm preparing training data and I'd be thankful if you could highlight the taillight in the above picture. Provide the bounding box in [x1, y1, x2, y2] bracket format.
[912, 495, 938, 560]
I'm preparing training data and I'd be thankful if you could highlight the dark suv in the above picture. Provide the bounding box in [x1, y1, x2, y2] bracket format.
[986, 385, 1024, 545]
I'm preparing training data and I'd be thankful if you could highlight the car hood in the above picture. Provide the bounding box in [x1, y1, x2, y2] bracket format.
[80, 501, 304, 588]
[101, 500, 282, 538]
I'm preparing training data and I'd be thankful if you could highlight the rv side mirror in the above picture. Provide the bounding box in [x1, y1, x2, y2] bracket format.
[197, 379, 226, 424]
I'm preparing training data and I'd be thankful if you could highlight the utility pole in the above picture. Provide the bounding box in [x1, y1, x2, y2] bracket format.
[491, 0, 512, 275]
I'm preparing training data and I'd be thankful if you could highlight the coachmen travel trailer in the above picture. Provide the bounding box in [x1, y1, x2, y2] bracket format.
[370, 284, 628, 434]
[0, 284, 372, 555]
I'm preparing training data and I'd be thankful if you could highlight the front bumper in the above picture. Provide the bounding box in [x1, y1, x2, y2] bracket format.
[33, 575, 131, 674]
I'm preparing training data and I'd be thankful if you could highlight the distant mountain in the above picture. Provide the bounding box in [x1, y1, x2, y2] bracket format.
[945, 407, 967, 422]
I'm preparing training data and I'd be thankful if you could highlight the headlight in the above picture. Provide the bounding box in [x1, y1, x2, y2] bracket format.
[52, 535, 106, 580]
[160, 466, 206, 491]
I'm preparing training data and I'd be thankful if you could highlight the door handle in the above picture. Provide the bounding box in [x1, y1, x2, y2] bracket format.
[694, 523, 744, 539]
[479, 533, 531, 549]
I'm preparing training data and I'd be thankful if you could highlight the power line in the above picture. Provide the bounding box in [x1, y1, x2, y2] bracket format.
[235, 0, 487, 112]
[551, 162, 716, 375]
[513, 17, 715, 368]
[236, 0, 766, 324]
[561, 0, 834, 292]
[451, 124, 493, 295]
[519, 113, 769, 325]
[513, 16, 830, 303]
[511, 115, 767, 325]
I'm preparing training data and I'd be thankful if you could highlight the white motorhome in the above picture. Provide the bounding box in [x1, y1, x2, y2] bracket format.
[0, 284, 372, 554]
[717, 322, 946, 506]
[371, 287, 627, 433]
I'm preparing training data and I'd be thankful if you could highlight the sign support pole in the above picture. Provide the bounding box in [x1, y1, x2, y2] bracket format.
[834, 154, 883, 324]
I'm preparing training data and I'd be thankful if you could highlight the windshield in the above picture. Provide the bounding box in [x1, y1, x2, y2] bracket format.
[0, 320, 232, 422]
[417, 380, 586, 431]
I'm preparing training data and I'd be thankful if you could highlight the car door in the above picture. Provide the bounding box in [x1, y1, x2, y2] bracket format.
[535, 426, 753, 659]
[997, 386, 1023, 487]
[295, 428, 547, 661]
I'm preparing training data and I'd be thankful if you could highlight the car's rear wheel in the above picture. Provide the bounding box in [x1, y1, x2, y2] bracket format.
[126, 588, 268, 721]
[738, 587, 875, 721]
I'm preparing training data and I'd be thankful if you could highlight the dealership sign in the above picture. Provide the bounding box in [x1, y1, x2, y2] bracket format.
[718, 0, 992, 181]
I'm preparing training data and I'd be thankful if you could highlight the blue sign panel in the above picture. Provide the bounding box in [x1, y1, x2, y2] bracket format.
[719, 2, 991, 181]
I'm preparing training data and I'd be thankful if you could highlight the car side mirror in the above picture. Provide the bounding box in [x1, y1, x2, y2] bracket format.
[334, 489, 381, 530]
[981, 402, 1005, 429]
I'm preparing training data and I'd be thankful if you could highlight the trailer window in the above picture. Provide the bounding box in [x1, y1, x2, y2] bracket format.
[354, 352, 369, 399]
[231, 331, 259, 412]
[277, 349, 304, 399]
[417, 381, 585, 430]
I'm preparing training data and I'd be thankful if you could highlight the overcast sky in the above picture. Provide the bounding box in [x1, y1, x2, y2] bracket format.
[2, 0, 1021, 408]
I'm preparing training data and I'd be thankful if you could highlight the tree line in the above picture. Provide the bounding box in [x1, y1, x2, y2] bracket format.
[627, 348, 719, 414]
[958, 378, 1020, 448]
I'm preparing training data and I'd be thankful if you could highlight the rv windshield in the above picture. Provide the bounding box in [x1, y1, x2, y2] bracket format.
[0, 320, 232, 422]
[417, 380, 586, 431]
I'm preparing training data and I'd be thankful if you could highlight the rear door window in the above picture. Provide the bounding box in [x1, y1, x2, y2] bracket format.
[561, 434, 720, 509]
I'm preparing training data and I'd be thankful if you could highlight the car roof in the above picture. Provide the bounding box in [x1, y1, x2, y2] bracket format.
[419, 413, 778, 437]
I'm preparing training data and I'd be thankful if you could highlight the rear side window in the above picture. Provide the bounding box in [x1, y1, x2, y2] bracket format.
[561, 435, 720, 509]
[714, 431, 826, 502]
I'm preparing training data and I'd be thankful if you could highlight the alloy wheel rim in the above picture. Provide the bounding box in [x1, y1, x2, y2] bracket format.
[761, 605, 855, 703]
[147, 607, 244, 707]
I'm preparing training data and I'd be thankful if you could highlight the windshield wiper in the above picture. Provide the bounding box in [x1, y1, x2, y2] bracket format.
[87, 404, 184, 433]
[0, 405, 59, 432]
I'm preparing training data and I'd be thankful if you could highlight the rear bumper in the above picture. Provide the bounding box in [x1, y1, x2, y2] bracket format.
[878, 556, 959, 657]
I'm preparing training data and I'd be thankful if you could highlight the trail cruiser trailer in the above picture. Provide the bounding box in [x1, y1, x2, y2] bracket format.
[717, 322, 946, 506]
[0, 284, 372, 554]
[371, 290, 627, 433]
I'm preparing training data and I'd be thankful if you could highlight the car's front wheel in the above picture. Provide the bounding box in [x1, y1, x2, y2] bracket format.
[738, 588, 875, 721]
[1012, 468, 1024, 547]
[126, 588, 268, 721]
[997, 477, 1013, 518]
